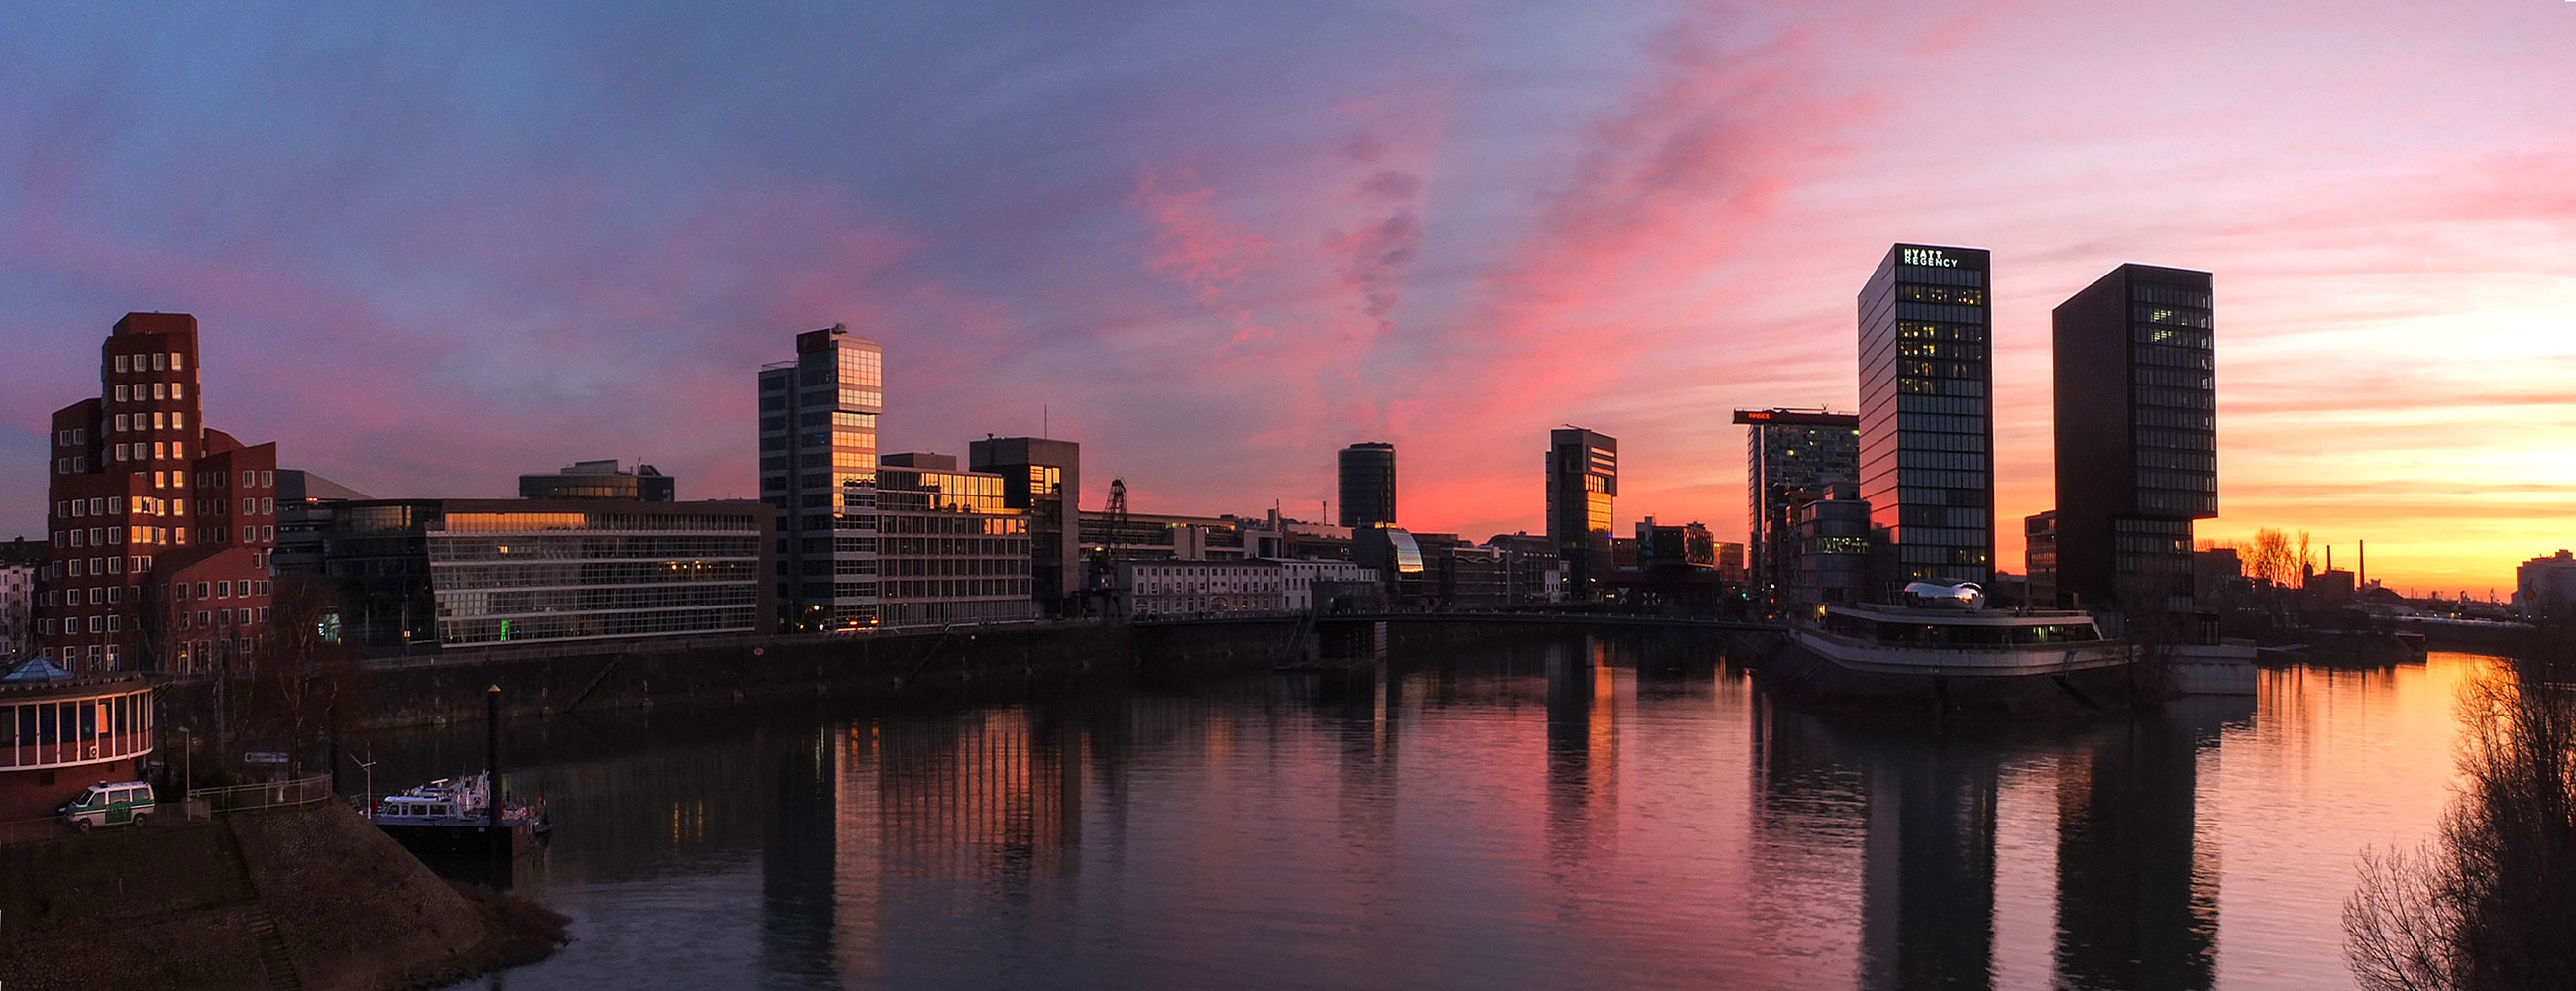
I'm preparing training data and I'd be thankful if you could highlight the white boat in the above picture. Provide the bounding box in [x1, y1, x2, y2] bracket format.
[1769, 583, 2146, 714]
[372, 773, 551, 852]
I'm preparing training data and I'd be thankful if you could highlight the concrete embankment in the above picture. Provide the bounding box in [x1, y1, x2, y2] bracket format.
[0, 801, 561, 991]
[163, 618, 1299, 732]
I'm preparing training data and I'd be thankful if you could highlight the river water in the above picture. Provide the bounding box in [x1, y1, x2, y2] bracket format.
[405, 637, 2484, 991]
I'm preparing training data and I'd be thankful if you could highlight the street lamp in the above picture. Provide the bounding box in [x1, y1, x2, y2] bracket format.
[351, 751, 376, 822]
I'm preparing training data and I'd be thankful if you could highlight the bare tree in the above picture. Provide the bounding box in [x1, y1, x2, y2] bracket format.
[234, 573, 368, 775]
[2297, 530, 2315, 587]
[2249, 529, 2294, 591]
[2347, 637, 2576, 990]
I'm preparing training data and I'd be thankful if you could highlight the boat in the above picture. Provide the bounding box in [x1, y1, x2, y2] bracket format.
[1765, 582, 2146, 714]
[371, 772, 551, 855]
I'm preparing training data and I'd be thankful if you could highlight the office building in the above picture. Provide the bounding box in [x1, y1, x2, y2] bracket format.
[1414, 532, 1508, 609]
[1110, 560, 1284, 619]
[1791, 485, 1872, 606]
[2025, 510, 2059, 608]
[1353, 526, 1430, 604]
[2054, 265, 2216, 612]
[864, 453, 1037, 627]
[1858, 244, 1996, 593]
[286, 497, 771, 653]
[1239, 512, 1354, 562]
[1546, 427, 1618, 599]
[1733, 408, 1860, 604]
[37, 313, 278, 673]
[968, 436, 1080, 617]
[520, 459, 676, 501]
[1486, 532, 1566, 606]
[758, 324, 883, 631]
[1276, 559, 1378, 612]
[2516, 550, 2576, 618]
[269, 471, 376, 578]
[1080, 510, 1250, 564]
[1337, 442, 1397, 529]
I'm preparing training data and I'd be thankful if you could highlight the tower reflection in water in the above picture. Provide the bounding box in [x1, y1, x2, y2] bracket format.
[1754, 679, 2251, 991]
[717, 633, 2257, 989]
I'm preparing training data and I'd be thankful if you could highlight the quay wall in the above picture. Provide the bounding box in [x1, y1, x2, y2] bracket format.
[163, 619, 1302, 733]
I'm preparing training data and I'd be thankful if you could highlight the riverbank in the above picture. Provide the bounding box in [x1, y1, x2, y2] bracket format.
[161, 618, 1302, 734]
[0, 800, 563, 991]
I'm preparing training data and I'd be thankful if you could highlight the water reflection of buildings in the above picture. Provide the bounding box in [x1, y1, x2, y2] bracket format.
[2052, 696, 2246, 991]
[1749, 692, 2251, 991]
[1857, 728, 2002, 989]
[1545, 638, 1619, 873]
[805, 706, 1084, 982]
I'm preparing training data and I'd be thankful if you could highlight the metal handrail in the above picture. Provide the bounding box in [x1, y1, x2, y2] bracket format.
[187, 773, 335, 813]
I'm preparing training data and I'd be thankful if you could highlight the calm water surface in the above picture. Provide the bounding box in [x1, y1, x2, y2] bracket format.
[404, 639, 2484, 990]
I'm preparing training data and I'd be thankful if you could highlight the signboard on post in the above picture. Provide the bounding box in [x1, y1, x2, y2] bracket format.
[245, 751, 289, 766]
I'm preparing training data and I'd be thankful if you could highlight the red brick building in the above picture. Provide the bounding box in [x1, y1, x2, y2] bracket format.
[37, 313, 278, 674]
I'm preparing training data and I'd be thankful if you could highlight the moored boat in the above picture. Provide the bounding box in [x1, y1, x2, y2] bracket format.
[371, 772, 551, 856]
[1766, 583, 2145, 715]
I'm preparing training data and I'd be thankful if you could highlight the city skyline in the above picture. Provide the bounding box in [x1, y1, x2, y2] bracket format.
[2, 4, 2572, 593]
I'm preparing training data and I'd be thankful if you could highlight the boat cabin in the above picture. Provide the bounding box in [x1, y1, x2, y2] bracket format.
[1819, 604, 2104, 647]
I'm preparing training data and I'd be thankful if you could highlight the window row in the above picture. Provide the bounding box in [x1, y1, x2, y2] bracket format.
[110, 411, 187, 433]
[110, 381, 185, 403]
[1896, 373, 1984, 396]
[2132, 284, 2211, 308]
[177, 607, 268, 629]
[109, 440, 189, 463]
[111, 351, 185, 374]
[2137, 385, 2215, 411]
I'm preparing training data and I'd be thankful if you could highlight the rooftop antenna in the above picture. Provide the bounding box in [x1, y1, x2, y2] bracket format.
[1043, 405, 1050, 439]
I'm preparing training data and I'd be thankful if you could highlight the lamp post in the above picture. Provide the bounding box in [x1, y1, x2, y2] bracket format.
[352, 751, 376, 822]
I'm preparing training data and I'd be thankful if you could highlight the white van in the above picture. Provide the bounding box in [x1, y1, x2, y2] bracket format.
[60, 780, 157, 830]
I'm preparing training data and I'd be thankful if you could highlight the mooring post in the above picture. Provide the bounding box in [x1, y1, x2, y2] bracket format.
[486, 685, 503, 830]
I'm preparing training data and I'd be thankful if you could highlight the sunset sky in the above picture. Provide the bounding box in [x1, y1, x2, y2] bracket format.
[2, 2, 2570, 594]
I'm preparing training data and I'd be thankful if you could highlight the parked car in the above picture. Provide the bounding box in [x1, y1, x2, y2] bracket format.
[60, 780, 156, 831]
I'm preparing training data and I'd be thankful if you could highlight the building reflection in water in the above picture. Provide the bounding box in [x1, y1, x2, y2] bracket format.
[1751, 687, 2253, 991]
[1545, 636, 1619, 876]
[2052, 695, 2249, 991]
[811, 704, 1086, 982]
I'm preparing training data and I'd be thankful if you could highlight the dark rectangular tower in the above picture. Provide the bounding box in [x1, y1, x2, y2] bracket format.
[1337, 442, 1397, 529]
[1858, 243, 1996, 594]
[969, 436, 1081, 617]
[1546, 427, 1617, 600]
[2053, 264, 2215, 612]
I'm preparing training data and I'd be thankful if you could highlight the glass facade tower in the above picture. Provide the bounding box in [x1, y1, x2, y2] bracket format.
[2052, 264, 2216, 612]
[1546, 428, 1617, 599]
[1337, 442, 1397, 529]
[759, 324, 883, 631]
[1858, 244, 1995, 592]
[1733, 408, 1860, 606]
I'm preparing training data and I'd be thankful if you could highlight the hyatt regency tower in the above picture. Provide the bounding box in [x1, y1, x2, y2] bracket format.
[1857, 244, 1996, 592]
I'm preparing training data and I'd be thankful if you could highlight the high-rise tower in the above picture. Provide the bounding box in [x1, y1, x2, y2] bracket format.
[1858, 244, 1996, 593]
[758, 324, 883, 631]
[1734, 408, 1860, 606]
[1337, 442, 1397, 529]
[2052, 264, 2216, 612]
[1546, 427, 1617, 599]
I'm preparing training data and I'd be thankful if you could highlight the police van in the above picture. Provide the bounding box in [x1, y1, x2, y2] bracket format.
[60, 780, 157, 830]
